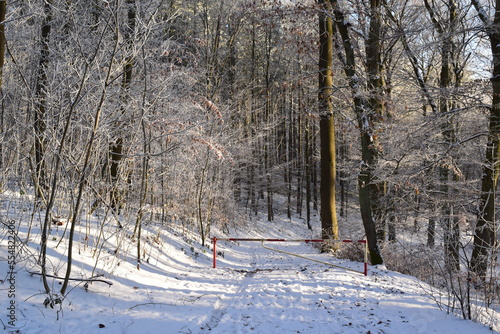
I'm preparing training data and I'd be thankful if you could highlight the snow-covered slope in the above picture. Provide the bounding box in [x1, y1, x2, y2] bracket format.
[0, 210, 497, 334]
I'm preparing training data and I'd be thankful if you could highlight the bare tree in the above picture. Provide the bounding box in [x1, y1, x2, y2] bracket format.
[331, 0, 383, 264]
[0, 0, 6, 178]
[60, 5, 122, 295]
[109, 0, 137, 213]
[33, 0, 53, 200]
[423, 0, 464, 271]
[470, 0, 500, 280]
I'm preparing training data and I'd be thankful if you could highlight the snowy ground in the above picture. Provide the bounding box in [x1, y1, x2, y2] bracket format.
[0, 206, 498, 334]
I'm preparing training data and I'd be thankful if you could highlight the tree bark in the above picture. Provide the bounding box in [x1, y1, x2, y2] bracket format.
[305, 117, 313, 230]
[35, 0, 53, 294]
[332, 0, 383, 264]
[0, 1, 6, 175]
[366, 0, 387, 243]
[470, 0, 500, 279]
[109, 0, 136, 212]
[34, 0, 53, 199]
[318, 0, 339, 240]
[338, 126, 349, 218]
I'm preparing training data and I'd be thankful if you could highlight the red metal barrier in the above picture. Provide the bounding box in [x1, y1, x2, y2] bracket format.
[211, 237, 368, 276]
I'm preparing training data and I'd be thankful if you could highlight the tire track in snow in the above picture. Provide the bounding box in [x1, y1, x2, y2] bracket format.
[199, 241, 297, 333]
[199, 269, 257, 333]
[198, 242, 261, 333]
[200, 243, 334, 333]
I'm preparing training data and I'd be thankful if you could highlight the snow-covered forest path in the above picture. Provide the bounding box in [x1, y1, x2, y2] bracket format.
[1, 215, 497, 333]
[190, 239, 493, 334]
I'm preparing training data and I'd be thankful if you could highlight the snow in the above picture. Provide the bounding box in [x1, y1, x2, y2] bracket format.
[0, 207, 497, 334]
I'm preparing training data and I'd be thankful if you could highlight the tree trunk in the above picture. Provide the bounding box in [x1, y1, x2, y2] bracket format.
[338, 126, 349, 218]
[471, 76, 500, 277]
[312, 120, 319, 212]
[35, 0, 53, 294]
[470, 0, 500, 279]
[0, 1, 6, 176]
[265, 26, 274, 222]
[366, 0, 387, 244]
[427, 216, 436, 248]
[109, 0, 136, 212]
[388, 213, 396, 242]
[305, 117, 312, 230]
[286, 90, 293, 219]
[358, 130, 383, 264]
[318, 0, 338, 240]
[34, 0, 53, 199]
[333, 0, 383, 264]
[296, 106, 303, 217]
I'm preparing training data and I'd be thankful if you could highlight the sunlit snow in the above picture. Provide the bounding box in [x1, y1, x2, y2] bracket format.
[0, 206, 497, 334]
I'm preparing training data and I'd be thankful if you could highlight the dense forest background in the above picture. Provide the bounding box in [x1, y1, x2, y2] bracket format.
[0, 0, 498, 322]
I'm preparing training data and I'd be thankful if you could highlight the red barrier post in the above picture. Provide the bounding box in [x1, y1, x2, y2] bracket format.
[362, 240, 368, 276]
[212, 237, 217, 268]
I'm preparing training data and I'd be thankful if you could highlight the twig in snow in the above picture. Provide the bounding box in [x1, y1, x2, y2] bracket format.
[129, 302, 177, 310]
[28, 272, 113, 286]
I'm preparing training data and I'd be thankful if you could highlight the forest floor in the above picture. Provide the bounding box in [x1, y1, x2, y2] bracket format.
[0, 197, 498, 333]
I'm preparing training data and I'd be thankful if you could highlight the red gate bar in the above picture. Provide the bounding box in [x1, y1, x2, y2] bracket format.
[211, 237, 368, 276]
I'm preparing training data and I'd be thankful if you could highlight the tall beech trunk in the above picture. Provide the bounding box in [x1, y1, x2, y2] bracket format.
[305, 117, 313, 230]
[264, 26, 274, 222]
[318, 0, 338, 240]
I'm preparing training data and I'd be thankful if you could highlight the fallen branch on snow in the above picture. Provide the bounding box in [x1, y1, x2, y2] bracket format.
[29, 272, 113, 286]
